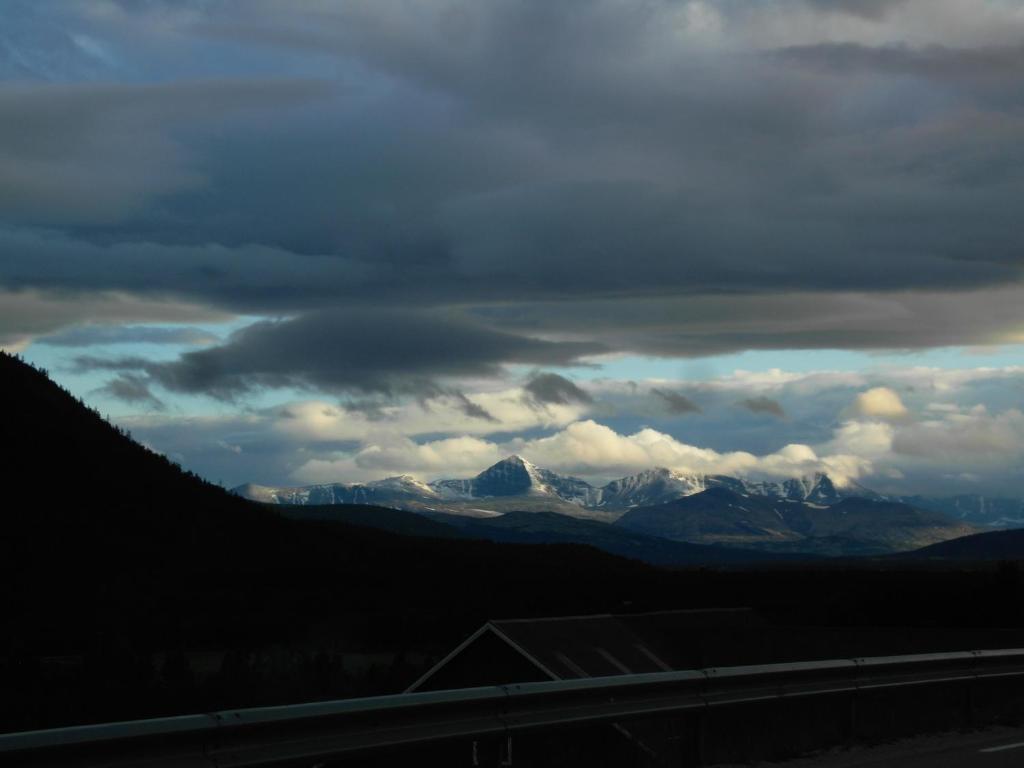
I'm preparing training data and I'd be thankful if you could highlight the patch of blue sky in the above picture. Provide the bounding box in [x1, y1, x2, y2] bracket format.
[19, 316, 273, 417]
[557, 345, 1024, 383]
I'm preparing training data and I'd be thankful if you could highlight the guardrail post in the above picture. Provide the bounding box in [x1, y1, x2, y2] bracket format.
[847, 658, 862, 748]
[693, 669, 711, 766]
[965, 651, 981, 730]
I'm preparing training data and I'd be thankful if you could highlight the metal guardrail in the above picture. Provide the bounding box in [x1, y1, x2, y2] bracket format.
[4, 649, 1024, 767]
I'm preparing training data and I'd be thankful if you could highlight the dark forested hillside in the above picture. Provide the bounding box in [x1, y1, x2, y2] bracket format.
[0, 350, 262, 520]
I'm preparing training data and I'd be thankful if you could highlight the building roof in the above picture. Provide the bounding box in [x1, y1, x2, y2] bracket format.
[408, 607, 758, 691]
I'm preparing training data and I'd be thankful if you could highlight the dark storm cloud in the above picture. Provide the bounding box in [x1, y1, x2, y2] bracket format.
[334, 399, 389, 422]
[0, 79, 327, 224]
[800, 0, 910, 19]
[97, 373, 165, 410]
[777, 42, 1024, 83]
[651, 388, 702, 415]
[0, 227, 378, 314]
[524, 373, 593, 406]
[447, 391, 499, 422]
[79, 311, 603, 398]
[739, 397, 786, 418]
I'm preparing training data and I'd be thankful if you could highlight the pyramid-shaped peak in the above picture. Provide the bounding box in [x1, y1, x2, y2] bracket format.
[479, 454, 538, 475]
[473, 455, 548, 496]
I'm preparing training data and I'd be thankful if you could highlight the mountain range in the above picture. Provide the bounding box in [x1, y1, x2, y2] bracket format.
[238, 455, 1024, 532]
[235, 455, 875, 521]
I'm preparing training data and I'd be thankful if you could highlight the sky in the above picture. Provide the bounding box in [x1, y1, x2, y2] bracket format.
[3, 0, 1024, 496]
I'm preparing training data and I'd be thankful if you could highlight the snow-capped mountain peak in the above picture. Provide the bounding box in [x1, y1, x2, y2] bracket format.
[597, 467, 709, 508]
[431, 454, 555, 499]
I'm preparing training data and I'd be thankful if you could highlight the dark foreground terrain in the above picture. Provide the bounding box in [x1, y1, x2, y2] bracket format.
[5, 351, 1024, 734]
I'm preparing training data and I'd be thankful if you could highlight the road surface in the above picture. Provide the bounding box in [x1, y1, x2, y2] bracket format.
[728, 727, 1024, 768]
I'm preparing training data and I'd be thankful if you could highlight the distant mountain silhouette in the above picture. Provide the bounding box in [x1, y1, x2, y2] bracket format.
[897, 494, 1024, 529]
[903, 528, 1024, 560]
[614, 488, 973, 556]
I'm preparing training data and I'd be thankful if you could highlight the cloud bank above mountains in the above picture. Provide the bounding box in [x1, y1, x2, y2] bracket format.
[3, 1, 1024, 494]
[117, 366, 1024, 497]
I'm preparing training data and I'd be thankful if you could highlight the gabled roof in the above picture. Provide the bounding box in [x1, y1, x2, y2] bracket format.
[408, 607, 757, 691]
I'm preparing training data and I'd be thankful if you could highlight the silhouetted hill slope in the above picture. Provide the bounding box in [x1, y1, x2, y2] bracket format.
[0, 352, 677, 656]
[0, 351, 265, 525]
[426, 510, 806, 566]
[904, 529, 1024, 560]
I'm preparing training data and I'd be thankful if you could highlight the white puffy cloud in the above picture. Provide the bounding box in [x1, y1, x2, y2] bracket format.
[849, 387, 910, 421]
[822, 395, 1024, 494]
[292, 418, 871, 486]
[295, 435, 502, 483]
[826, 419, 896, 459]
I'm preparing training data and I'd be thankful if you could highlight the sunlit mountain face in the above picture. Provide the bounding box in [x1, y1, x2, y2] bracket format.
[4, 0, 1024, 501]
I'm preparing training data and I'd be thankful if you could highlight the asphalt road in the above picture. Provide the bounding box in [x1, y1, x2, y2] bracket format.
[731, 727, 1024, 768]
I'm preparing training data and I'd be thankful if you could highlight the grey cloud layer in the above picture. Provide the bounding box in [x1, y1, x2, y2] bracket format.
[0, 289, 227, 350]
[481, 289, 1024, 358]
[2, 3, 1023, 297]
[0, 79, 327, 224]
[39, 324, 218, 347]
